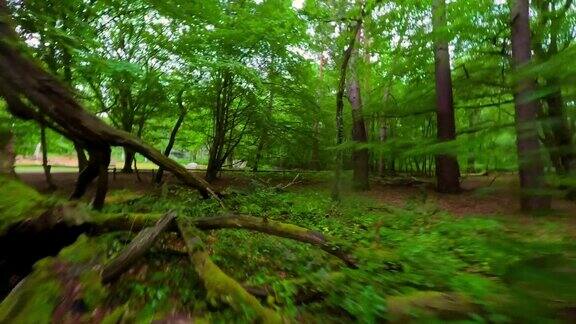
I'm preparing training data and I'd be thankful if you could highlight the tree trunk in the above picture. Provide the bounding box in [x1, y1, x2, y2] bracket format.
[74, 142, 88, 171]
[467, 109, 479, 173]
[252, 88, 274, 172]
[0, 128, 15, 176]
[532, 0, 575, 178]
[40, 124, 56, 190]
[69, 146, 110, 210]
[206, 72, 231, 183]
[121, 148, 135, 173]
[378, 126, 387, 176]
[509, 0, 551, 211]
[347, 78, 370, 191]
[205, 132, 223, 183]
[432, 0, 461, 193]
[0, 3, 219, 202]
[155, 92, 187, 184]
[332, 20, 363, 201]
[543, 82, 574, 175]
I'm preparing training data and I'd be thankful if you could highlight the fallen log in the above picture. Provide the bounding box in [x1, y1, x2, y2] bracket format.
[176, 219, 284, 323]
[101, 212, 177, 283]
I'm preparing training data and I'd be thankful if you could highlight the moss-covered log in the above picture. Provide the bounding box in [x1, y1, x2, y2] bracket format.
[192, 214, 358, 268]
[177, 219, 285, 323]
[101, 212, 177, 283]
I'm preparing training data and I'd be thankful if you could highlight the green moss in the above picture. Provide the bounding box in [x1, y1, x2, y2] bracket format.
[59, 234, 103, 264]
[0, 176, 47, 234]
[104, 190, 145, 205]
[101, 305, 128, 324]
[194, 250, 283, 323]
[386, 291, 476, 322]
[0, 235, 110, 323]
[0, 259, 61, 323]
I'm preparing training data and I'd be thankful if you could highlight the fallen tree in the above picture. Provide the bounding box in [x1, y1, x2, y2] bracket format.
[0, 1, 220, 209]
[0, 177, 356, 298]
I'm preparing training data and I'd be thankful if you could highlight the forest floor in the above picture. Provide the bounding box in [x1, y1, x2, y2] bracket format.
[19, 170, 576, 219]
[8, 171, 576, 322]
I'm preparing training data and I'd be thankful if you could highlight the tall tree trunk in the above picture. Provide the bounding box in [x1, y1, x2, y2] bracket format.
[533, 0, 575, 177]
[432, 0, 461, 193]
[509, 0, 551, 211]
[378, 126, 387, 176]
[542, 80, 574, 175]
[347, 77, 370, 191]
[155, 91, 187, 184]
[332, 19, 363, 201]
[311, 55, 326, 171]
[206, 72, 231, 183]
[252, 87, 274, 172]
[467, 108, 480, 173]
[347, 23, 370, 191]
[40, 124, 56, 190]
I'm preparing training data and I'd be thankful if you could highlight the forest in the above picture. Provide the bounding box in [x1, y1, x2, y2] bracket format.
[0, 0, 575, 322]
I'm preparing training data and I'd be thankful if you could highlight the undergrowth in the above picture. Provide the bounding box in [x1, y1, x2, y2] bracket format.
[4, 178, 574, 323]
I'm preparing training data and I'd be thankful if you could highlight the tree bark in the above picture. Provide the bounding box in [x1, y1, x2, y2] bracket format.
[432, 0, 461, 193]
[378, 126, 387, 176]
[533, 0, 575, 177]
[346, 20, 370, 191]
[40, 124, 56, 190]
[0, 3, 219, 202]
[0, 128, 15, 177]
[74, 143, 88, 171]
[155, 91, 187, 184]
[121, 148, 135, 173]
[332, 19, 363, 201]
[102, 212, 176, 283]
[509, 0, 551, 211]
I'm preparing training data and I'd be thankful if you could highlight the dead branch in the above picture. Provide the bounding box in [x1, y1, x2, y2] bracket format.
[101, 212, 177, 283]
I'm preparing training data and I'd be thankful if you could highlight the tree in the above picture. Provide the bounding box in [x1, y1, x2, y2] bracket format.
[332, 18, 362, 201]
[432, 0, 461, 193]
[0, 0, 220, 209]
[509, 0, 551, 211]
[155, 89, 188, 184]
[347, 25, 370, 191]
[533, 0, 575, 176]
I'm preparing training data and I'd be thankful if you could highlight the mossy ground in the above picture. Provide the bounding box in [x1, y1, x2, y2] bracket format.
[2, 173, 576, 322]
[0, 176, 48, 234]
